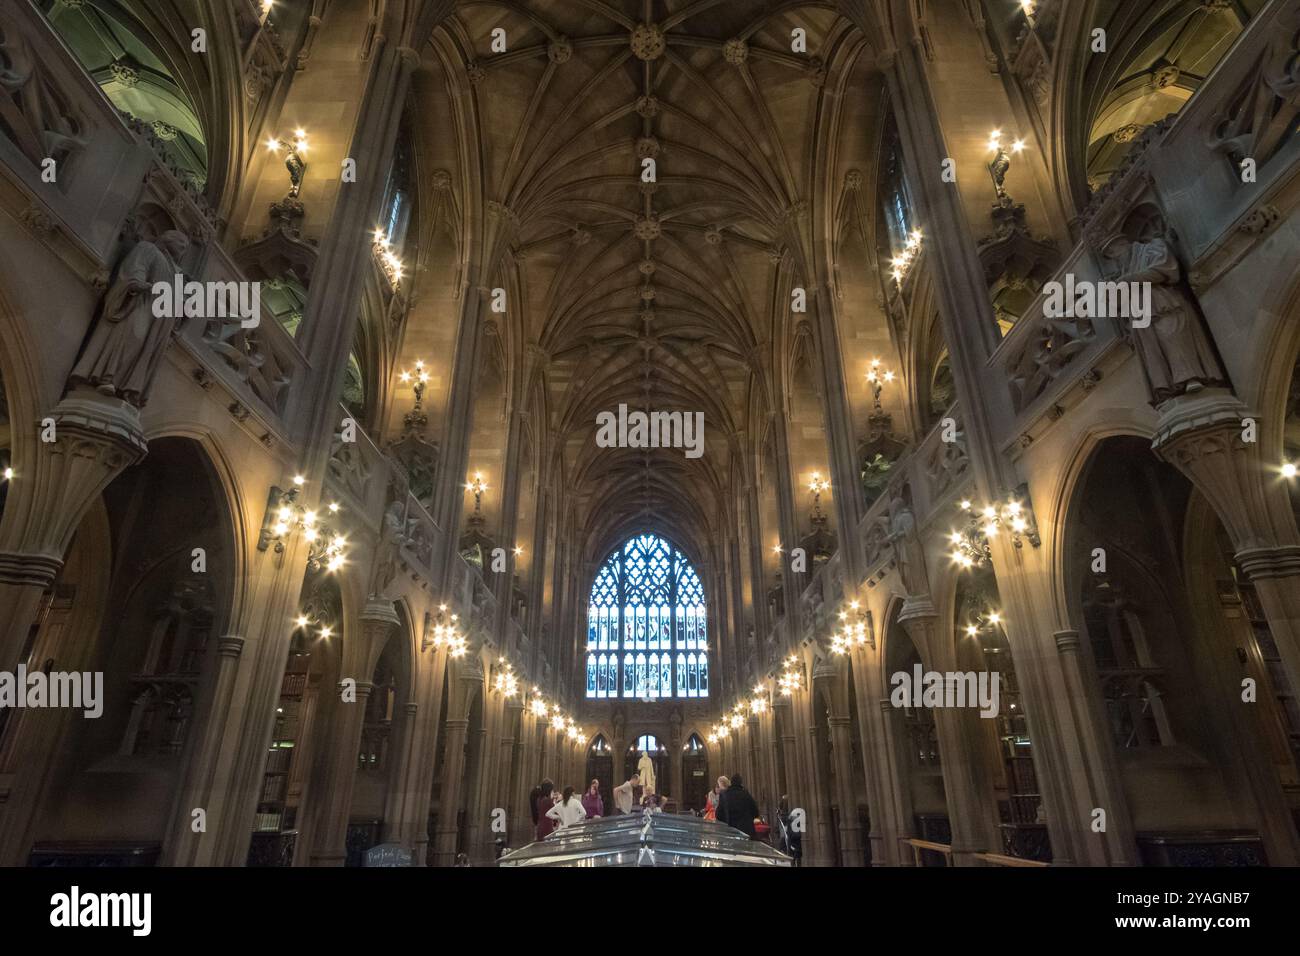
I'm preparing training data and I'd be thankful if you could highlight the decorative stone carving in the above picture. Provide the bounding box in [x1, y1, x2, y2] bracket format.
[925, 425, 969, 498]
[1099, 216, 1228, 404]
[109, 57, 140, 87]
[704, 225, 723, 245]
[547, 36, 572, 64]
[723, 38, 748, 66]
[633, 215, 661, 240]
[0, 13, 87, 166]
[1238, 204, 1280, 235]
[67, 231, 190, 407]
[635, 95, 659, 118]
[370, 496, 417, 600]
[466, 62, 486, 85]
[630, 24, 665, 61]
[1151, 62, 1180, 89]
[1112, 123, 1144, 144]
[1006, 310, 1095, 411]
[886, 490, 929, 598]
[635, 136, 659, 159]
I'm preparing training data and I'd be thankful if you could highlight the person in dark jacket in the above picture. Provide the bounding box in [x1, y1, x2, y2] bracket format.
[534, 780, 557, 839]
[716, 773, 760, 838]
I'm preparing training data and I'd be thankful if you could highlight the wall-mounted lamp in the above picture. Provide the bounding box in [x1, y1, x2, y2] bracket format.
[373, 229, 405, 288]
[493, 657, 519, 697]
[423, 603, 466, 656]
[865, 359, 896, 412]
[778, 655, 804, 696]
[466, 472, 488, 515]
[398, 359, 430, 429]
[987, 129, 1026, 201]
[808, 471, 830, 525]
[258, 475, 347, 572]
[831, 600, 875, 653]
[266, 129, 308, 198]
[889, 229, 923, 285]
[949, 489, 1040, 569]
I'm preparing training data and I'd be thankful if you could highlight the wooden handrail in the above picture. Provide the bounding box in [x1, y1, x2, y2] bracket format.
[974, 851, 1049, 867]
[899, 836, 952, 867]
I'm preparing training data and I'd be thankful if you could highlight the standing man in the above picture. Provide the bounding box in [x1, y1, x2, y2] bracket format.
[612, 772, 640, 814]
[717, 773, 760, 838]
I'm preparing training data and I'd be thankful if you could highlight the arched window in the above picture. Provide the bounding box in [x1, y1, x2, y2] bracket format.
[585, 534, 707, 699]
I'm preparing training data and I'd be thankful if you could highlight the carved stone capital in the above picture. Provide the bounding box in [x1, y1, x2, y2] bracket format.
[0, 392, 147, 562]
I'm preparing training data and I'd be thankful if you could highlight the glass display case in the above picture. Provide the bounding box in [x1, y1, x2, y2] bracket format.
[497, 811, 792, 868]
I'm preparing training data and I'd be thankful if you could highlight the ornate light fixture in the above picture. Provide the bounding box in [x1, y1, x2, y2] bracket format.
[962, 609, 1005, 639]
[865, 359, 896, 412]
[808, 471, 830, 526]
[373, 228, 405, 287]
[423, 603, 466, 656]
[529, 695, 549, 719]
[265, 129, 308, 198]
[493, 658, 519, 697]
[986, 129, 1026, 201]
[831, 600, 874, 653]
[889, 229, 923, 284]
[258, 475, 348, 572]
[550, 713, 567, 732]
[949, 492, 1040, 569]
[778, 655, 804, 696]
[293, 610, 333, 642]
[466, 472, 488, 514]
[398, 359, 430, 429]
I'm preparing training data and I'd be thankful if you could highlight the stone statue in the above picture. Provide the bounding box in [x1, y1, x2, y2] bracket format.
[369, 498, 413, 600]
[1102, 233, 1227, 404]
[68, 231, 190, 407]
[637, 750, 656, 795]
[886, 492, 928, 598]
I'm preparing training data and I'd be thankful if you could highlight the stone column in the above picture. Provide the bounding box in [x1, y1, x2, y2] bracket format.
[165, 636, 246, 865]
[828, 714, 864, 866]
[877, 698, 914, 865]
[432, 716, 470, 865]
[1051, 630, 1138, 865]
[900, 609, 992, 866]
[1153, 393, 1300, 697]
[304, 600, 398, 865]
[0, 394, 146, 673]
[381, 701, 420, 853]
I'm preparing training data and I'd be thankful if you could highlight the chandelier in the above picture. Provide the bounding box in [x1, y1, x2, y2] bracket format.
[259, 475, 348, 573]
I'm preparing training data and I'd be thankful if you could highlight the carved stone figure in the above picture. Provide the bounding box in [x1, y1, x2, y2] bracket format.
[1102, 233, 1228, 404]
[886, 492, 929, 598]
[369, 498, 413, 600]
[636, 750, 657, 794]
[68, 231, 190, 406]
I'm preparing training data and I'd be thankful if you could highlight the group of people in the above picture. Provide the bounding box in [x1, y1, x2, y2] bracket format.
[529, 772, 665, 841]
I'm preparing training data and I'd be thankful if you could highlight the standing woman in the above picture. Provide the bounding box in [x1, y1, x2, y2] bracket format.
[581, 779, 604, 819]
[534, 780, 556, 840]
[546, 786, 588, 830]
[702, 783, 720, 821]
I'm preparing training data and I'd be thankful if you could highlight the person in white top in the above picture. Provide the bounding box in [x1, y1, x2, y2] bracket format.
[546, 786, 588, 829]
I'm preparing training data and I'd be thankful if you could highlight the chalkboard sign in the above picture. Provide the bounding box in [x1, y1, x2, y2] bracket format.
[365, 843, 412, 867]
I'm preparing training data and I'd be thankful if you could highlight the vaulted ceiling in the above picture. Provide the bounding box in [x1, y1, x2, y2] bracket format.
[429, 0, 871, 566]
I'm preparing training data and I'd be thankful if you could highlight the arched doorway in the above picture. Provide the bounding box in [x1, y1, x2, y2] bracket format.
[681, 733, 709, 812]
[1067, 435, 1297, 864]
[22, 437, 234, 865]
[585, 734, 613, 810]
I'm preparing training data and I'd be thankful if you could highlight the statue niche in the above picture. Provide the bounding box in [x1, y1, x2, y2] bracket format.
[67, 230, 191, 407]
[1099, 207, 1228, 405]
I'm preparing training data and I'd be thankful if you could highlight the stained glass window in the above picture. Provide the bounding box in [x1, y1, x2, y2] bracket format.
[585, 534, 708, 699]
